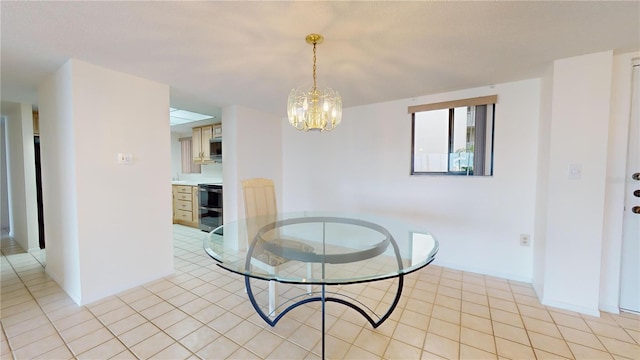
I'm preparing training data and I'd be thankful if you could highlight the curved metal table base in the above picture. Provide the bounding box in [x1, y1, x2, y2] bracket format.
[245, 275, 404, 359]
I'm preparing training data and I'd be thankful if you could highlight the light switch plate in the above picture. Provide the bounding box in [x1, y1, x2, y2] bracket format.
[117, 153, 133, 164]
[568, 163, 582, 180]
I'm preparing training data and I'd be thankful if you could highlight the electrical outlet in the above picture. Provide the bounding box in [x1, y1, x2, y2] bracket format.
[520, 234, 530, 247]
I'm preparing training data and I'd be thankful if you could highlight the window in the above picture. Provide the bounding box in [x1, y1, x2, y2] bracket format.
[179, 137, 201, 174]
[409, 95, 496, 176]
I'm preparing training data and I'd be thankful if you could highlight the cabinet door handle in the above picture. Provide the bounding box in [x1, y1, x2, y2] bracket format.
[633, 173, 640, 181]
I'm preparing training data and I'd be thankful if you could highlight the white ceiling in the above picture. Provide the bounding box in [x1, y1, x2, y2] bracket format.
[2, 1, 639, 118]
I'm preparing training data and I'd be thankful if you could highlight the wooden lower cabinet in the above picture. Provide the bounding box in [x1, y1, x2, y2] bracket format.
[172, 185, 199, 228]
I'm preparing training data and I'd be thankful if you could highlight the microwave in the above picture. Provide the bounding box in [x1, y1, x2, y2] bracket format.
[209, 137, 222, 161]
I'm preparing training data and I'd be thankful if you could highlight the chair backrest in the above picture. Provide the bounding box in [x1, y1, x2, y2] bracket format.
[241, 178, 278, 243]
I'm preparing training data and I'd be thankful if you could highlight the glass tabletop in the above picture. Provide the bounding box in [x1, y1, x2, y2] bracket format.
[204, 212, 439, 285]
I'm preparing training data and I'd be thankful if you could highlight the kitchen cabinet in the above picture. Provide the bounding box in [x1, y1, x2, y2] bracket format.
[172, 185, 198, 227]
[193, 124, 221, 163]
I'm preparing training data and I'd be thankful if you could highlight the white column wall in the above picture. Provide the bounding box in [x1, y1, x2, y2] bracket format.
[38, 59, 173, 305]
[532, 64, 554, 299]
[282, 79, 541, 281]
[223, 105, 283, 223]
[1, 101, 39, 252]
[542, 51, 614, 316]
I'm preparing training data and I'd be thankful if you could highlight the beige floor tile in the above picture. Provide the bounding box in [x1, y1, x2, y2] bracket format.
[118, 322, 161, 348]
[487, 288, 513, 301]
[178, 324, 220, 352]
[435, 294, 462, 311]
[287, 323, 321, 351]
[3, 313, 50, 338]
[598, 335, 640, 359]
[460, 326, 496, 354]
[613, 313, 640, 331]
[491, 308, 524, 328]
[140, 301, 174, 320]
[399, 308, 430, 331]
[461, 313, 493, 335]
[87, 296, 126, 316]
[267, 339, 310, 359]
[384, 338, 422, 359]
[513, 293, 546, 309]
[493, 321, 530, 346]
[495, 337, 536, 359]
[164, 317, 204, 341]
[489, 297, 519, 314]
[345, 344, 380, 359]
[421, 349, 448, 359]
[53, 309, 97, 331]
[108, 313, 148, 336]
[438, 284, 462, 299]
[518, 303, 553, 322]
[243, 329, 284, 358]
[522, 316, 562, 338]
[77, 338, 127, 360]
[567, 341, 614, 360]
[7, 322, 56, 350]
[423, 332, 459, 359]
[152, 308, 189, 330]
[32, 345, 74, 360]
[392, 322, 427, 349]
[328, 318, 363, 344]
[229, 347, 262, 360]
[59, 317, 105, 343]
[225, 320, 263, 346]
[68, 327, 114, 356]
[129, 294, 164, 312]
[558, 325, 606, 351]
[550, 311, 591, 332]
[625, 328, 640, 345]
[462, 291, 489, 306]
[353, 327, 390, 355]
[130, 331, 174, 359]
[533, 347, 572, 360]
[528, 331, 573, 358]
[463, 282, 488, 295]
[431, 304, 461, 325]
[12, 333, 64, 359]
[460, 343, 497, 360]
[97, 304, 136, 326]
[462, 300, 491, 319]
[149, 342, 192, 360]
[587, 319, 636, 343]
[428, 317, 460, 341]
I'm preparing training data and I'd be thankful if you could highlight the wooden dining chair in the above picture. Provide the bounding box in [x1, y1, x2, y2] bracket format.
[241, 178, 314, 315]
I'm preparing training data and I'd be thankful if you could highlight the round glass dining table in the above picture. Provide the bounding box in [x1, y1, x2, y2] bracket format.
[204, 212, 438, 358]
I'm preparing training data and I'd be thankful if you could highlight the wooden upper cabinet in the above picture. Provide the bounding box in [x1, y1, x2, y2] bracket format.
[192, 124, 221, 163]
[213, 124, 222, 138]
[33, 111, 39, 135]
[192, 126, 203, 162]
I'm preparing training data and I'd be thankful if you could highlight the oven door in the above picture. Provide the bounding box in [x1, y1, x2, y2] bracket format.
[198, 184, 223, 232]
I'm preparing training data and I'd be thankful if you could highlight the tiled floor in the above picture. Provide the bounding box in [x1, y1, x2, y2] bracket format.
[1, 225, 638, 359]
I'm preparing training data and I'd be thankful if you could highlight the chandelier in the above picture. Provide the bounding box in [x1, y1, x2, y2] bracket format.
[287, 34, 342, 132]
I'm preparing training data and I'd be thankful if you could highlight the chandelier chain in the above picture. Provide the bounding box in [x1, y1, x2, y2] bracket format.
[312, 42, 317, 91]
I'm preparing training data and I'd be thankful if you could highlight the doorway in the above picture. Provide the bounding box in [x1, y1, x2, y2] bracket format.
[619, 60, 640, 313]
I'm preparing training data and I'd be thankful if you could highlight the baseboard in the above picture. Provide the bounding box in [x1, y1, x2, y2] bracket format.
[432, 259, 533, 284]
[599, 303, 620, 315]
[542, 298, 601, 317]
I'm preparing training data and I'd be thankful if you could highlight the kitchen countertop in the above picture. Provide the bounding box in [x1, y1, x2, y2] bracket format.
[172, 180, 223, 186]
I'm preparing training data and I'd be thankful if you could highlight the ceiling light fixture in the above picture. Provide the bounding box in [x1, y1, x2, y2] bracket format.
[287, 34, 342, 132]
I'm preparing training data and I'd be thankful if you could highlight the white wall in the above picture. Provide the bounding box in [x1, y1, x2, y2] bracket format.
[600, 51, 640, 313]
[542, 51, 614, 316]
[282, 79, 541, 282]
[38, 59, 173, 305]
[223, 105, 283, 223]
[1, 102, 39, 251]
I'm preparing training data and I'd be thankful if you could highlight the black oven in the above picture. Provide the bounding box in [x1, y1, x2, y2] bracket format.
[198, 184, 223, 232]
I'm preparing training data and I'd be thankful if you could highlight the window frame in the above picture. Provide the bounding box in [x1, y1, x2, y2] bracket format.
[409, 95, 497, 176]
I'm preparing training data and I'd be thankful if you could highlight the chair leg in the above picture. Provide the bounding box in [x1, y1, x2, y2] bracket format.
[269, 280, 277, 315]
[306, 263, 313, 294]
